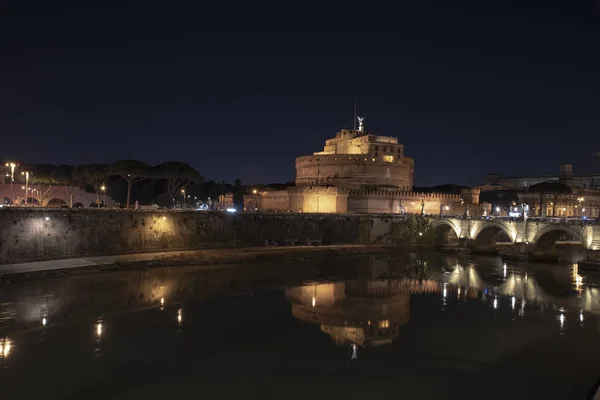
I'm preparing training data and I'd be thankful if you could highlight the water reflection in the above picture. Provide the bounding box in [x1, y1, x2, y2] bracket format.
[1, 255, 600, 340]
[0, 337, 11, 358]
[285, 279, 438, 347]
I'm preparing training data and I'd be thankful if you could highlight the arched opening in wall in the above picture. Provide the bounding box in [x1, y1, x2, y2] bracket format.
[434, 224, 459, 246]
[3, 197, 12, 205]
[20, 198, 40, 206]
[73, 202, 84, 208]
[474, 226, 512, 249]
[47, 198, 67, 208]
[534, 229, 583, 258]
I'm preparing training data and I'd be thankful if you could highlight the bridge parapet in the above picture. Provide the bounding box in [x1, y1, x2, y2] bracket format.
[432, 216, 599, 253]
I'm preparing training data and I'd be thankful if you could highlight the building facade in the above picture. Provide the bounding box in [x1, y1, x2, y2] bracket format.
[484, 164, 600, 218]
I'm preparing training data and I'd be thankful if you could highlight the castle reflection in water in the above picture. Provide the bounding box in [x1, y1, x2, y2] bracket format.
[285, 280, 435, 347]
[1, 254, 600, 353]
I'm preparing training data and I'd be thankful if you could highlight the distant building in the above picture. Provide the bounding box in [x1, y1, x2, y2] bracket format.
[486, 164, 600, 190]
[483, 164, 600, 217]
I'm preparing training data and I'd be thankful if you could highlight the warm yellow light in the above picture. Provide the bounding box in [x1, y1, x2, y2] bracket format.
[96, 323, 103, 337]
[563, 208, 566, 211]
[181, 189, 185, 193]
[252, 189, 257, 194]
[2, 339, 11, 357]
[101, 186, 105, 191]
[378, 320, 389, 329]
[160, 297, 165, 306]
[162, 216, 166, 220]
[312, 296, 316, 307]
[177, 309, 183, 324]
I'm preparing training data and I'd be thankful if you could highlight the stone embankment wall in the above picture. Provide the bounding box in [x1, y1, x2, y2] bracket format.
[0, 209, 406, 264]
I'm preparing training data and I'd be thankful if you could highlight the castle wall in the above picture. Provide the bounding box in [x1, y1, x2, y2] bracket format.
[258, 190, 289, 212]
[288, 187, 348, 213]
[295, 155, 414, 189]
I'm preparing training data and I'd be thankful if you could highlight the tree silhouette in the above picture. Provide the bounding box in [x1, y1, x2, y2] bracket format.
[72, 164, 108, 207]
[29, 164, 58, 206]
[51, 165, 77, 207]
[233, 178, 244, 211]
[152, 162, 203, 207]
[106, 160, 151, 208]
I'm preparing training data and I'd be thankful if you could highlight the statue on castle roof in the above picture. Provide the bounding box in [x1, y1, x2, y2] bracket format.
[357, 116, 364, 132]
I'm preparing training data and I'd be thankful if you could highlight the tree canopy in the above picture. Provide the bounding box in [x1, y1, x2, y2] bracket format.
[233, 178, 244, 210]
[152, 161, 203, 206]
[106, 160, 151, 208]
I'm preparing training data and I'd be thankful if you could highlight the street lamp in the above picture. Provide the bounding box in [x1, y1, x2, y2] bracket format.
[5, 162, 17, 206]
[21, 170, 31, 207]
[181, 189, 185, 209]
[101, 185, 106, 208]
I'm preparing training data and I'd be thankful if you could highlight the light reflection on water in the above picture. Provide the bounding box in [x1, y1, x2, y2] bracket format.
[0, 255, 599, 355]
[2, 255, 600, 399]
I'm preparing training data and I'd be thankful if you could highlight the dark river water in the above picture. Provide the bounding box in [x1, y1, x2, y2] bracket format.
[1, 253, 600, 399]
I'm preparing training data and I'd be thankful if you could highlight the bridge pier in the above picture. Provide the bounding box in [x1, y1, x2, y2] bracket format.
[458, 238, 475, 249]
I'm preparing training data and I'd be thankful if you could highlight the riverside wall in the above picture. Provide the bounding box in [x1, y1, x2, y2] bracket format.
[0, 209, 405, 264]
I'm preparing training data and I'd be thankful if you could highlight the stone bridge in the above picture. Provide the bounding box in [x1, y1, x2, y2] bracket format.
[431, 216, 600, 259]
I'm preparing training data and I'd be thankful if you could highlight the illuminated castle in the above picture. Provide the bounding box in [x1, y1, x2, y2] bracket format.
[249, 117, 487, 215]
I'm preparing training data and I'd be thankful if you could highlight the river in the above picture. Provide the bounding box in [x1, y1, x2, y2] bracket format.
[0, 253, 599, 399]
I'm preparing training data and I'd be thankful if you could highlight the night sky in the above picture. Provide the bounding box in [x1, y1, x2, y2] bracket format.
[2, 1, 600, 186]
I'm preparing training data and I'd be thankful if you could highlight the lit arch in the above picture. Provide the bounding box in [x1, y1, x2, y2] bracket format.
[531, 225, 584, 251]
[431, 219, 461, 245]
[471, 221, 514, 248]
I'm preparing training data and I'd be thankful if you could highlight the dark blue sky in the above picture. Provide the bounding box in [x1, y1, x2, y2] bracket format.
[2, 1, 600, 186]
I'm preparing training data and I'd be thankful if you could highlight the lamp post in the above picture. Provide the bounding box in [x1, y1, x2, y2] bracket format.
[5, 162, 17, 206]
[101, 185, 106, 208]
[21, 171, 31, 207]
[181, 189, 185, 209]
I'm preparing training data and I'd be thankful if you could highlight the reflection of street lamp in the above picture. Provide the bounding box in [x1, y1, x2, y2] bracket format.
[5, 162, 17, 205]
[101, 185, 106, 208]
[21, 170, 31, 207]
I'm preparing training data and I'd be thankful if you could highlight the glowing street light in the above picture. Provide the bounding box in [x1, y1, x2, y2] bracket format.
[5, 162, 18, 205]
[101, 185, 106, 208]
[21, 170, 31, 207]
[181, 188, 186, 209]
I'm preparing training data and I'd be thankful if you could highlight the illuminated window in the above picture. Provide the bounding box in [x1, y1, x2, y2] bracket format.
[383, 155, 394, 163]
[378, 320, 389, 329]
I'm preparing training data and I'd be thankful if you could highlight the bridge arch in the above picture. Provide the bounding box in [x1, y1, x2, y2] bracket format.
[471, 221, 514, 248]
[46, 198, 67, 207]
[431, 219, 461, 245]
[20, 198, 40, 206]
[531, 225, 584, 251]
